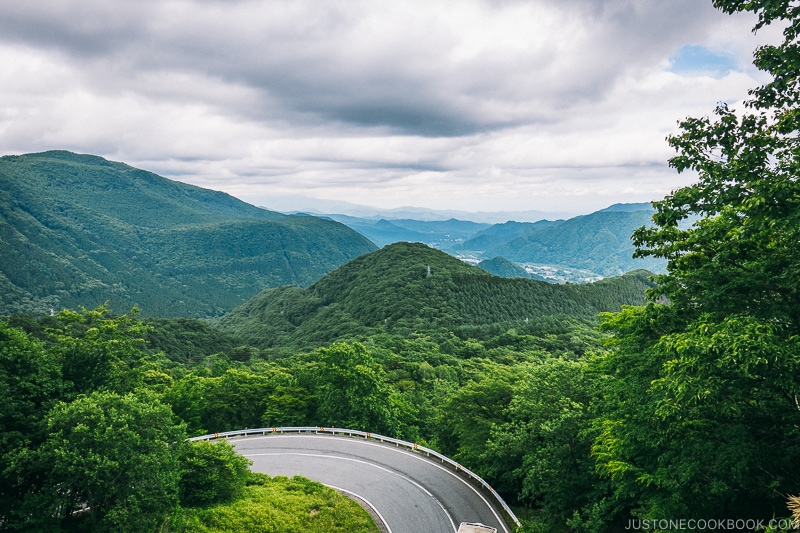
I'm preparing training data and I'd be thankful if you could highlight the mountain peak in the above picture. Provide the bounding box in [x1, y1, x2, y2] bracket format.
[0, 151, 376, 317]
[219, 241, 654, 350]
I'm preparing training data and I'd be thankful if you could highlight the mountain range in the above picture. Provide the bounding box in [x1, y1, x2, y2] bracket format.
[0, 151, 375, 317]
[259, 193, 575, 223]
[1, 150, 663, 320]
[321, 214, 490, 248]
[455, 204, 665, 277]
[317, 203, 665, 281]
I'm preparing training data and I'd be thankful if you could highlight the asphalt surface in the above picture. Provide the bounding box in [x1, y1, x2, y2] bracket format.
[231, 434, 511, 533]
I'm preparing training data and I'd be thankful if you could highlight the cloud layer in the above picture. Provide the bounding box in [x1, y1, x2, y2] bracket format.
[0, 0, 778, 214]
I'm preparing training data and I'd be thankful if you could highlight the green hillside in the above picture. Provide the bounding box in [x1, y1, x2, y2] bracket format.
[480, 209, 666, 276]
[477, 256, 543, 279]
[218, 242, 653, 349]
[456, 219, 563, 252]
[0, 151, 376, 317]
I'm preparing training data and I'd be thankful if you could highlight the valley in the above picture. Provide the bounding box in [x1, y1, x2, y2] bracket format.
[0, 152, 661, 531]
[311, 203, 666, 283]
[1, 116, 798, 533]
[2, 1, 799, 532]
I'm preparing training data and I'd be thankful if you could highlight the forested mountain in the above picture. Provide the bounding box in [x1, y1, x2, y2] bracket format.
[0, 151, 376, 317]
[459, 207, 666, 276]
[325, 205, 664, 281]
[218, 242, 653, 350]
[477, 256, 545, 280]
[455, 219, 564, 251]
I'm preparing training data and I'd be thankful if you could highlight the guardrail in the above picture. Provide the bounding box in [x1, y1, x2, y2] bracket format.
[190, 426, 521, 528]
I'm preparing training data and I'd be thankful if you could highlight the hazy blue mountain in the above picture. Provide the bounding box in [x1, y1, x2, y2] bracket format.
[450, 205, 663, 278]
[321, 204, 664, 279]
[263, 193, 574, 223]
[320, 215, 432, 247]
[0, 151, 376, 317]
[456, 219, 564, 252]
[485, 209, 663, 276]
[323, 214, 489, 248]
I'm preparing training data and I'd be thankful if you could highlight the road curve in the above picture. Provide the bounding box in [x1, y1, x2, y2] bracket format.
[230, 434, 512, 533]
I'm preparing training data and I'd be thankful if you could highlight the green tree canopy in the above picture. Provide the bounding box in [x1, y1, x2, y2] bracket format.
[178, 440, 251, 507]
[312, 342, 397, 434]
[48, 306, 155, 396]
[40, 390, 187, 532]
[594, 0, 800, 524]
[0, 322, 64, 527]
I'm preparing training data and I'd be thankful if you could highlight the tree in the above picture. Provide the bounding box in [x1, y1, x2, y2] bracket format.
[39, 390, 187, 532]
[167, 366, 313, 436]
[593, 0, 800, 525]
[48, 306, 154, 396]
[434, 365, 514, 473]
[486, 359, 614, 532]
[178, 440, 251, 507]
[312, 342, 397, 434]
[0, 322, 63, 527]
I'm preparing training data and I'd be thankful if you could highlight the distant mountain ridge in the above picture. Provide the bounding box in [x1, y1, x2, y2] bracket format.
[323, 214, 490, 248]
[470, 208, 665, 277]
[259, 193, 575, 223]
[0, 151, 376, 317]
[322, 204, 665, 280]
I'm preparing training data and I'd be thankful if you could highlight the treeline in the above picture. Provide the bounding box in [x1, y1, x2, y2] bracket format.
[3, 304, 619, 529]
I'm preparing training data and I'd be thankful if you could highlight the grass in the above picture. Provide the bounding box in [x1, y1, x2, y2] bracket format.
[171, 474, 380, 533]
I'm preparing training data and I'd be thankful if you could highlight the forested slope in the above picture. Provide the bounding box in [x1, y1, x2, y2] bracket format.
[0, 151, 376, 317]
[477, 256, 544, 279]
[218, 242, 653, 349]
[471, 208, 666, 276]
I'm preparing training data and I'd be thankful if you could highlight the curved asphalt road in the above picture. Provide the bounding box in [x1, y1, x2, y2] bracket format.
[231, 434, 511, 533]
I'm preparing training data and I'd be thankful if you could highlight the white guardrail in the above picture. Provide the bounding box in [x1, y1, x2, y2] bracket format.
[190, 426, 521, 528]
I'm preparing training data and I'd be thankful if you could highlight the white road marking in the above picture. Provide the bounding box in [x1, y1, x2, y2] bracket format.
[325, 484, 393, 533]
[244, 451, 458, 533]
[238, 434, 510, 533]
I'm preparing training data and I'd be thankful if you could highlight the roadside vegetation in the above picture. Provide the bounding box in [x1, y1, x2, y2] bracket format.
[172, 475, 379, 533]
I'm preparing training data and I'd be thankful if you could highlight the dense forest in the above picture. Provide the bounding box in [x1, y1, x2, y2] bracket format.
[456, 205, 666, 277]
[0, 308, 380, 532]
[0, 151, 375, 317]
[216, 242, 653, 352]
[2, 1, 800, 532]
[0, 283, 641, 531]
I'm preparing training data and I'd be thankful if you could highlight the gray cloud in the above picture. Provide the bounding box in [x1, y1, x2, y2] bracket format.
[0, 0, 729, 134]
[0, 0, 771, 212]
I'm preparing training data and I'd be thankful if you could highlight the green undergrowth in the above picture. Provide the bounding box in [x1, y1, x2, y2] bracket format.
[171, 474, 379, 533]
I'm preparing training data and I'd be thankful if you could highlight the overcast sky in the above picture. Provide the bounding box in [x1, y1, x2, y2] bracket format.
[0, 0, 780, 216]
